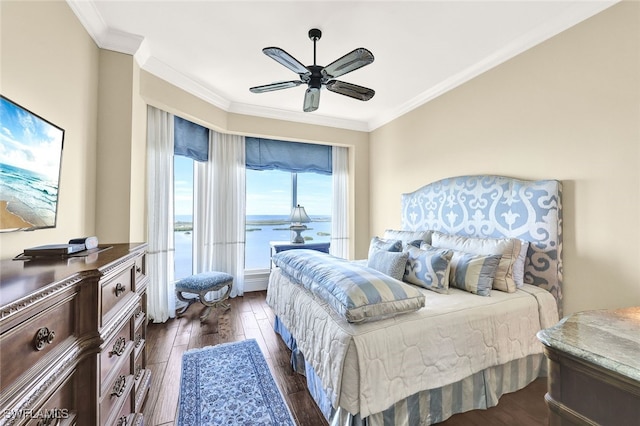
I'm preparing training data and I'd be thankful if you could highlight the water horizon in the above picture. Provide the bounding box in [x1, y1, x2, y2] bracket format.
[173, 214, 331, 277]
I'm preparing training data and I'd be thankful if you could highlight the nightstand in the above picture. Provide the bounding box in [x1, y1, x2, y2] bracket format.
[269, 241, 331, 269]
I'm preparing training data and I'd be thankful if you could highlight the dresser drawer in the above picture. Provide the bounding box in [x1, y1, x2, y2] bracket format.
[100, 361, 133, 426]
[133, 340, 147, 393]
[100, 319, 133, 390]
[0, 294, 77, 392]
[101, 267, 133, 324]
[25, 371, 77, 426]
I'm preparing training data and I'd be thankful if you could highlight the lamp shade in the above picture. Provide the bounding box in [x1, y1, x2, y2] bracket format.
[289, 204, 310, 224]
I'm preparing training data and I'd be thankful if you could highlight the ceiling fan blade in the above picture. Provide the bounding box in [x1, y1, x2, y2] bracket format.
[250, 80, 302, 93]
[263, 47, 311, 77]
[322, 48, 374, 79]
[326, 80, 375, 101]
[303, 87, 320, 112]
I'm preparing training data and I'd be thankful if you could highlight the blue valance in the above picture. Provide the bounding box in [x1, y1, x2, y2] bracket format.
[245, 137, 332, 175]
[174, 115, 209, 162]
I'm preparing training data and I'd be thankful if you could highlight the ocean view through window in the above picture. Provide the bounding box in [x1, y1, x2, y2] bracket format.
[245, 169, 332, 270]
[174, 155, 194, 280]
[173, 160, 332, 277]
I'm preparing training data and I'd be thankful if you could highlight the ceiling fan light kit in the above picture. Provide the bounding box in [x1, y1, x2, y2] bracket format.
[250, 28, 375, 112]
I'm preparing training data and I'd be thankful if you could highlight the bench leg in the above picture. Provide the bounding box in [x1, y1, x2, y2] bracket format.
[176, 281, 233, 322]
[176, 291, 198, 317]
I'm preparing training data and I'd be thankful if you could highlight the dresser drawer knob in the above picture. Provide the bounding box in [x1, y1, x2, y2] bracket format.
[111, 375, 127, 397]
[136, 266, 142, 274]
[110, 336, 127, 356]
[134, 333, 143, 348]
[114, 282, 126, 297]
[117, 416, 128, 426]
[34, 327, 56, 351]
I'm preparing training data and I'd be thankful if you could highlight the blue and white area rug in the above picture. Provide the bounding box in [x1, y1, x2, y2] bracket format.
[177, 339, 296, 425]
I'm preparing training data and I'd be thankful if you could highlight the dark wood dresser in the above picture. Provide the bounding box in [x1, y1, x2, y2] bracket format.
[537, 307, 640, 426]
[0, 243, 151, 426]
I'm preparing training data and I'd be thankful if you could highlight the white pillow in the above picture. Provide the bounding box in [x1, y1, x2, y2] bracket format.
[368, 236, 403, 260]
[383, 229, 432, 248]
[431, 231, 521, 293]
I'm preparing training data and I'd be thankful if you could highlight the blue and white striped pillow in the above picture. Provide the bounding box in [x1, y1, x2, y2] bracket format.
[448, 251, 502, 296]
[273, 250, 425, 323]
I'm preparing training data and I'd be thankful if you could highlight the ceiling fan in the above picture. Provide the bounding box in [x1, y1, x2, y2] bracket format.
[250, 28, 375, 112]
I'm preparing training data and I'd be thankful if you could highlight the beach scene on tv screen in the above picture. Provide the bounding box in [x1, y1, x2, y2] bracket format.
[0, 97, 64, 231]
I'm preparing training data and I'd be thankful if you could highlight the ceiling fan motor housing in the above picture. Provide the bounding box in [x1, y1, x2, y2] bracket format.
[307, 65, 324, 89]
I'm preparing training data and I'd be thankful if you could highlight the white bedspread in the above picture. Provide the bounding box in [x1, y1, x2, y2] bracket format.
[266, 268, 558, 418]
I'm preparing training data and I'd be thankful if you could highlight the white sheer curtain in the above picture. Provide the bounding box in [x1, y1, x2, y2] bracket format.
[146, 106, 175, 323]
[330, 146, 349, 258]
[193, 130, 246, 297]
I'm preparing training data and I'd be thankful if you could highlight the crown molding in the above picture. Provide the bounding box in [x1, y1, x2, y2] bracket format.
[66, 0, 108, 47]
[142, 57, 232, 111]
[66, 0, 367, 131]
[228, 102, 370, 132]
[68, 0, 618, 133]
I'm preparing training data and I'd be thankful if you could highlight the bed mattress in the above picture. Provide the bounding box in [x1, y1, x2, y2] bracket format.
[266, 268, 558, 418]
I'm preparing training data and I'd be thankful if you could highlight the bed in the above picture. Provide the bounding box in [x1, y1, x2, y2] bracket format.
[266, 175, 563, 425]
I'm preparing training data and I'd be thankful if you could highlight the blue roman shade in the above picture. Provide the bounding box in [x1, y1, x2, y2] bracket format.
[174, 115, 209, 162]
[245, 137, 332, 175]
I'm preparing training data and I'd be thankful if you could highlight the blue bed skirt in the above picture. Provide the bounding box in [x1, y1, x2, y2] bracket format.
[274, 316, 546, 426]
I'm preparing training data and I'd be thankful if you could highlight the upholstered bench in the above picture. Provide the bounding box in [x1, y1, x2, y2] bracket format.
[175, 271, 233, 321]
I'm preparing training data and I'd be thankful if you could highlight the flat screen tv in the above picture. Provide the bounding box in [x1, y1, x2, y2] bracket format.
[0, 95, 65, 232]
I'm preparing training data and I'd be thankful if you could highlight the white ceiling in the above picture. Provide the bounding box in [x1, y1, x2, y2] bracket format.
[67, 0, 617, 131]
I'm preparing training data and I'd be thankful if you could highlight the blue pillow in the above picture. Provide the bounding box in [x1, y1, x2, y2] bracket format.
[367, 250, 409, 281]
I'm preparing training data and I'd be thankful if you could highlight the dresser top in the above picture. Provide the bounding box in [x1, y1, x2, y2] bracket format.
[0, 243, 146, 307]
[537, 307, 640, 382]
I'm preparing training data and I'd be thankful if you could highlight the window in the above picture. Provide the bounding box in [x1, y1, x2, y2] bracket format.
[174, 155, 194, 280]
[172, 125, 335, 274]
[245, 169, 332, 270]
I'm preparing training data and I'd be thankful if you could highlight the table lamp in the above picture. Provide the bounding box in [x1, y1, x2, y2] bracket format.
[289, 204, 311, 243]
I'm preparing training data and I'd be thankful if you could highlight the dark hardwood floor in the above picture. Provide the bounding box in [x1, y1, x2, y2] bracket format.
[142, 291, 549, 425]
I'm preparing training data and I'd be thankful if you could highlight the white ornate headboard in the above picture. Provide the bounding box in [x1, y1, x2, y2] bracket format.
[401, 175, 563, 315]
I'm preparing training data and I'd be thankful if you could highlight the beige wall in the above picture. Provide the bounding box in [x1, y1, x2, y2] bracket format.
[95, 50, 135, 243]
[369, 2, 640, 315]
[0, 0, 99, 259]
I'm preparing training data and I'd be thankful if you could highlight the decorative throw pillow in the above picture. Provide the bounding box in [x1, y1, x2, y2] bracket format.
[367, 250, 409, 281]
[403, 245, 453, 293]
[448, 251, 502, 296]
[513, 240, 529, 288]
[430, 231, 520, 293]
[368, 237, 403, 259]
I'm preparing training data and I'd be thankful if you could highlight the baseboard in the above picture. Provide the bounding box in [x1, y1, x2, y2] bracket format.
[244, 270, 269, 292]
